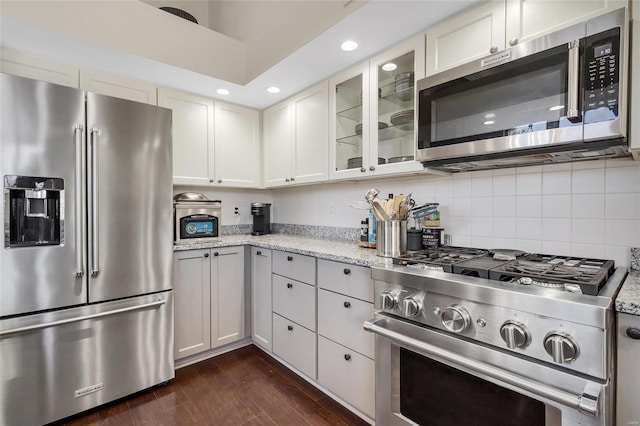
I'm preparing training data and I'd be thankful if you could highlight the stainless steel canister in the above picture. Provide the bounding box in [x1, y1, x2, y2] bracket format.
[376, 220, 407, 257]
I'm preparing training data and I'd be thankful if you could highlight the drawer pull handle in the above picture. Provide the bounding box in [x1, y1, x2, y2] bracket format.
[344, 354, 352, 361]
[287, 256, 293, 261]
[287, 283, 293, 289]
[213, 252, 219, 257]
[343, 268, 351, 275]
[627, 327, 640, 340]
[287, 325, 293, 331]
[204, 253, 209, 258]
[344, 301, 351, 308]
[256, 251, 262, 255]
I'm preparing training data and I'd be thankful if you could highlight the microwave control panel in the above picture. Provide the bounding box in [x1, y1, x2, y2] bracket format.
[584, 28, 620, 123]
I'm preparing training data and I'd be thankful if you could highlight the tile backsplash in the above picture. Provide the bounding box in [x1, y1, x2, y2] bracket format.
[174, 158, 640, 268]
[270, 158, 640, 268]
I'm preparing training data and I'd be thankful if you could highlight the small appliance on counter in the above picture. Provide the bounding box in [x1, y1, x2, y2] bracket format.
[173, 192, 221, 244]
[251, 203, 271, 235]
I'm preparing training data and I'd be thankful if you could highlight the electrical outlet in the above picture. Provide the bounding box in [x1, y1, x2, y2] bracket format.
[329, 204, 336, 216]
[234, 207, 239, 215]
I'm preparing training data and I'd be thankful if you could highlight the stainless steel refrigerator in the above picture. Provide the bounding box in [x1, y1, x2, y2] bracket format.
[0, 73, 174, 425]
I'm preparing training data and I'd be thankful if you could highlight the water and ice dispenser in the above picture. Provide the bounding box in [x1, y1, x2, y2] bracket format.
[4, 175, 64, 247]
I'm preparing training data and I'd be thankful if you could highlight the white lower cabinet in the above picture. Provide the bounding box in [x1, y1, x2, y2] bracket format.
[318, 336, 375, 419]
[251, 248, 273, 352]
[272, 313, 317, 379]
[318, 289, 374, 359]
[173, 246, 246, 360]
[272, 274, 316, 331]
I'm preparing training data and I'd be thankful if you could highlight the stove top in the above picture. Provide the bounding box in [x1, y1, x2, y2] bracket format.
[392, 247, 614, 296]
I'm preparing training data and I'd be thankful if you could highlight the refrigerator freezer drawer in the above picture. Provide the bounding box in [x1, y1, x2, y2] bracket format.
[0, 291, 174, 425]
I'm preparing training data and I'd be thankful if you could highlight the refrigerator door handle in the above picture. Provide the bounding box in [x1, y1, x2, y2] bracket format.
[74, 124, 84, 278]
[0, 298, 166, 337]
[90, 127, 100, 277]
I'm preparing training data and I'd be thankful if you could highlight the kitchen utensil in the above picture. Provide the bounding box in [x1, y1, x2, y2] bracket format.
[371, 199, 390, 221]
[365, 188, 381, 204]
[390, 110, 414, 126]
[490, 249, 526, 260]
[394, 72, 414, 101]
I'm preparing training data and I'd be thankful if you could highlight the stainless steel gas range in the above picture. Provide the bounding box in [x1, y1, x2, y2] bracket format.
[364, 247, 627, 426]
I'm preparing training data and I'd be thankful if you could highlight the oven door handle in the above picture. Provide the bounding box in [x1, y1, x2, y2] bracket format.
[363, 319, 600, 416]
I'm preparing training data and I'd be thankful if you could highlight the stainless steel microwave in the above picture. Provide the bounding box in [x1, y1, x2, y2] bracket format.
[416, 8, 629, 171]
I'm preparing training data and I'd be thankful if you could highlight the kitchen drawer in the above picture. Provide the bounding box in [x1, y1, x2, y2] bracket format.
[272, 313, 316, 379]
[318, 336, 375, 419]
[272, 274, 316, 331]
[318, 259, 373, 302]
[273, 250, 316, 284]
[318, 289, 374, 358]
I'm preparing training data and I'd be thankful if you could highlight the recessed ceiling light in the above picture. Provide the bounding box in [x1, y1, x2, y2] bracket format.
[267, 86, 280, 94]
[216, 89, 230, 95]
[483, 120, 495, 125]
[382, 62, 397, 71]
[341, 40, 358, 52]
[484, 113, 496, 119]
[549, 105, 564, 111]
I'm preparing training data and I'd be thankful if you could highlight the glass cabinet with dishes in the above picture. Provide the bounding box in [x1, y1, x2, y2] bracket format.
[330, 35, 425, 180]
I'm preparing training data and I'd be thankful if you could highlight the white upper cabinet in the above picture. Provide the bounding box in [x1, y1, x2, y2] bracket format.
[264, 102, 294, 187]
[79, 69, 157, 105]
[158, 88, 214, 186]
[330, 36, 424, 180]
[505, 0, 628, 46]
[214, 101, 261, 188]
[264, 82, 329, 188]
[425, 0, 506, 77]
[159, 88, 261, 188]
[292, 82, 329, 184]
[0, 47, 79, 88]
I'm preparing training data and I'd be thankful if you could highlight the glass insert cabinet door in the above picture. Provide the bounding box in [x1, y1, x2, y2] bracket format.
[372, 50, 417, 167]
[334, 70, 366, 174]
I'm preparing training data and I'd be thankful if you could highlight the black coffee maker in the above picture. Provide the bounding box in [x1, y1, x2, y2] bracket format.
[251, 203, 271, 236]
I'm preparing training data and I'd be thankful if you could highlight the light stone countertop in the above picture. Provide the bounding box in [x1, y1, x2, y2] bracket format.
[616, 270, 640, 316]
[614, 248, 640, 316]
[173, 234, 384, 267]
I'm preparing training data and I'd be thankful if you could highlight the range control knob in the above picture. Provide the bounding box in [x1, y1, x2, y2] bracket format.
[441, 305, 471, 333]
[543, 332, 579, 363]
[403, 297, 423, 317]
[380, 291, 398, 310]
[499, 320, 531, 349]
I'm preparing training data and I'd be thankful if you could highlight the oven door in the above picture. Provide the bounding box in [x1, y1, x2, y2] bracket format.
[365, 315, 612, 426]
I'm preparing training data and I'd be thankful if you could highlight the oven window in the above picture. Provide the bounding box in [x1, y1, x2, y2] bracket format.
[400, 348, 545, 426]
[418, 43, 581, 149]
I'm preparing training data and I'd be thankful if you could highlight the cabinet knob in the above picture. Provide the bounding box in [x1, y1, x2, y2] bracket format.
[290, 177, 295, 181]
[343, 301, 351, 308]
[287, 283, 293, 289]
[287, 325, 293, 331]
[626, 327, 640, 340]
[213, 252, 219, 257]
[343, 268, 351, 275]
[217, 179, 222, 184]
[509, 38, 519, 46]
[490, 46, 499, 54]
[256, 250, 262, 255]
[344, 354, 351, 361]
[285, 178, 290, 182]
[287, 256, 293, 261]
[369, 165, 375, 171]
[204, 253, 209, 258]
[360, 167, 366, 173]
[209, 178, 214, 183]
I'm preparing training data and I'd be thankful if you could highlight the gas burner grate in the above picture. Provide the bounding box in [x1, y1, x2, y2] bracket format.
[490, 254, 614, 296]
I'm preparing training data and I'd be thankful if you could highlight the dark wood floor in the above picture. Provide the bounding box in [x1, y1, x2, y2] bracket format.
[58, 344, 369, 426]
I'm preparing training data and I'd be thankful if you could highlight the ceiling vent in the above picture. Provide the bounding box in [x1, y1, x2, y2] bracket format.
[159, 7, 198, 24]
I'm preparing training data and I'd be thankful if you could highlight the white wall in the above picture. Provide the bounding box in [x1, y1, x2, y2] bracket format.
[271, 158, 640, 268]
